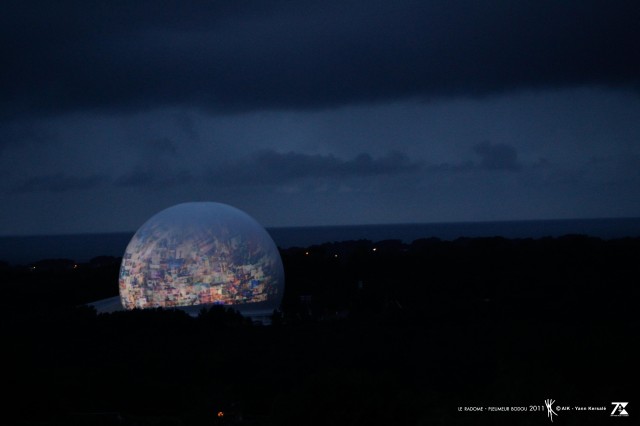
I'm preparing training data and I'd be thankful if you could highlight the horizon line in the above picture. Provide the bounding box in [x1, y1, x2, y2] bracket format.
[1, 215, 639, 239]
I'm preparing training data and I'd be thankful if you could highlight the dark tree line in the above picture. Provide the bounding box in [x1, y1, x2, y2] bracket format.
[2, 236, 638, 425]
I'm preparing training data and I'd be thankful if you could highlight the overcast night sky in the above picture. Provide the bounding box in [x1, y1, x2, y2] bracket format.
[1, 0, 639, 235]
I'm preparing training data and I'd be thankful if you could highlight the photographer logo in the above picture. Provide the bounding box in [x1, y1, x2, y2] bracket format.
[545, 399, 558, 422]
[611, 402, 629, 417]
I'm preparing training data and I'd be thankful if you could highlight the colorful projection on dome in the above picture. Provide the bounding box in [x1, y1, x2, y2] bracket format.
[119, 203, 284, 310]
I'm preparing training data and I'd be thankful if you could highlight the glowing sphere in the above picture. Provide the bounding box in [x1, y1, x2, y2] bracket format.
[119, 202, 284, 312]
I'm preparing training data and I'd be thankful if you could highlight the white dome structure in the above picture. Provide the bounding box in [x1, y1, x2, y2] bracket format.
[119, 202, 284, 313]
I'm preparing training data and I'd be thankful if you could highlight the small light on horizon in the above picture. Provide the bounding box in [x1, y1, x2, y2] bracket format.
[372, 247, 377, 252]
[217, 411, 224, 418]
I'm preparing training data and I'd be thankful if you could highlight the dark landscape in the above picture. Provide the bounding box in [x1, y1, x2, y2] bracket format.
[3, 235, 638, 425]
[3, 1, 639, 424]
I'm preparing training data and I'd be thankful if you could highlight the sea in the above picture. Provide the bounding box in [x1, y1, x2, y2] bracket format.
[1, 217, 639, 265]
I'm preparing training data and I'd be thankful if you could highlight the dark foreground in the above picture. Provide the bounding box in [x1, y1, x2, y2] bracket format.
[2, 236, 638, 425]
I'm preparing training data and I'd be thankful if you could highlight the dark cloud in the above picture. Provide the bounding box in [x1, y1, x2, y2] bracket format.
[207, 150, 422, 186]
[0, 119, 56, 150]
[146, 137, 179, 156]
[424, 142, 522, 173]
[114, 137, 191, 188]
[113, 169, 193, 189]
[1, 0, 638, 118]
[71, 149, 421, 190]
[473, 141, 521, 171]
[13, 173, 106, 193]
[427, 161, 475, 174]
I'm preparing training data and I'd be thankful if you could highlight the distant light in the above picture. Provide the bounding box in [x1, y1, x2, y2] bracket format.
[305, 251, 309, 256]
[334, 254, 338, 258]
[372, 247, 377, 252]
[73, 264, 78, 269]
[217, 411, 224, 418]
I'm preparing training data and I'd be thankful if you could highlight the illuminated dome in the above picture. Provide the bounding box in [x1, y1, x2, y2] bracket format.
[119, 202, 284, 313]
